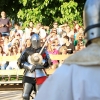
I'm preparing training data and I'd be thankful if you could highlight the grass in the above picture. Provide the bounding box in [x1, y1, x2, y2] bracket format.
[0, 76, 23, 81]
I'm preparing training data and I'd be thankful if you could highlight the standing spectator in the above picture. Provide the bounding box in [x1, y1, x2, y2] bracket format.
[51, 22, 62, 37]
[33, 23, 42, 34]
[28, 21, 34, 29]
[42, 25, 50, 35]
[59, 32, 67, 46]
[59, 22, 68, 33]
[33, 23, 47, 42]
[65, 25, 74, 39]
[0, 11, 12, 36]
[23, 21, 34, 41]
[14, 23, 23, 37]
[73, 22, 80, 39]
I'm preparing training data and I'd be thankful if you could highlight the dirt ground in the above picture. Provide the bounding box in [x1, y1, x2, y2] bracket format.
[0, 90, 35, 100]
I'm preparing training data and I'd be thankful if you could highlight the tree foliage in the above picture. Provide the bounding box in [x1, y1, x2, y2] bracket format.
[60, 1, 82, 25]
[0, 0, 23, 22]
[0, 0, 86, 28]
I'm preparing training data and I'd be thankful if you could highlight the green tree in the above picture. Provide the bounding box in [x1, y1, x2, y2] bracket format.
[18, 0, 84, 28]
[0, 0, 23, 22]
[0, 0, 86, 28]
[60, 1, 82, 26]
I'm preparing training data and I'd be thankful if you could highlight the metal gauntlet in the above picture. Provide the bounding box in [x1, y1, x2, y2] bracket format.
[21, 62, 36, 73]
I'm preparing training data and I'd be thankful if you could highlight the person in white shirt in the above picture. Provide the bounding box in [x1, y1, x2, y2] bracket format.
[32, 23, 47, 41]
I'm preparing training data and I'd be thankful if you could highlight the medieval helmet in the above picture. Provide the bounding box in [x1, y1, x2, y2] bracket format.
[83, 0, 100, 46]
[31, 33, 40, 49]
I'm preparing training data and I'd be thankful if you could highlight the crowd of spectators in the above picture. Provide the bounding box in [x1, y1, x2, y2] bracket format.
[0, 11, 86, 81]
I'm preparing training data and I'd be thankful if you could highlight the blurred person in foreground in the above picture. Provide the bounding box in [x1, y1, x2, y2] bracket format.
[34, 0, 100, 100]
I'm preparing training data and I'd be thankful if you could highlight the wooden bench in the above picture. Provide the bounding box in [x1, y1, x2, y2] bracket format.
[0, 69, 56, 85]
[0, 54, 71, 85]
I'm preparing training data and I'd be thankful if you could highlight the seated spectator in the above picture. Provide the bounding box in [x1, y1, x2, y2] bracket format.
[20, 38, 31, 53]
[74, 33, 86, 51]
[0, 32, 4, 47]
[62, 36, 75, 54]
[25, 38, 31, 48]
[6, 45, 20, 81]
[76, 41, 86, 51]
[48, 28, 60, 43]
[0, 46, 8, 70]
[20, 44, 26, 53]
[78, 27, 84, 35]
[10, 33, 23, 52]
[51, 39, 61, 50]
[3, 36, 10, 54]
[0, 46, 8, 81]
[58, 46, 68, 67]
[47, 43, 59, 69]
[12, 32, 22, 43]
[13, 39, 21, 53]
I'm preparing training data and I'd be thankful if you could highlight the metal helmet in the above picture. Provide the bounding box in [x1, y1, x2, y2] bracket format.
[83, 0, 100, 46]
[31, 33, 40, 49]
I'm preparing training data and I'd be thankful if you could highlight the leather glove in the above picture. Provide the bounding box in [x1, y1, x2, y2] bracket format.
[35, 65, 44, 69]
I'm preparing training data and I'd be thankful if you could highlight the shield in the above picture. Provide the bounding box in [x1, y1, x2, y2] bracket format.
[28, 53, 43, 65]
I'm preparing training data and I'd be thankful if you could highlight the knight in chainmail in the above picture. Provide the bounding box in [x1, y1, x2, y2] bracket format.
[17, 33, 50, 100]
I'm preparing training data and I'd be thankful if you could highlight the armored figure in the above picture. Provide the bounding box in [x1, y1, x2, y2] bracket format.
[34, 0, 100, 100]
[17, 33, 50, 100]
